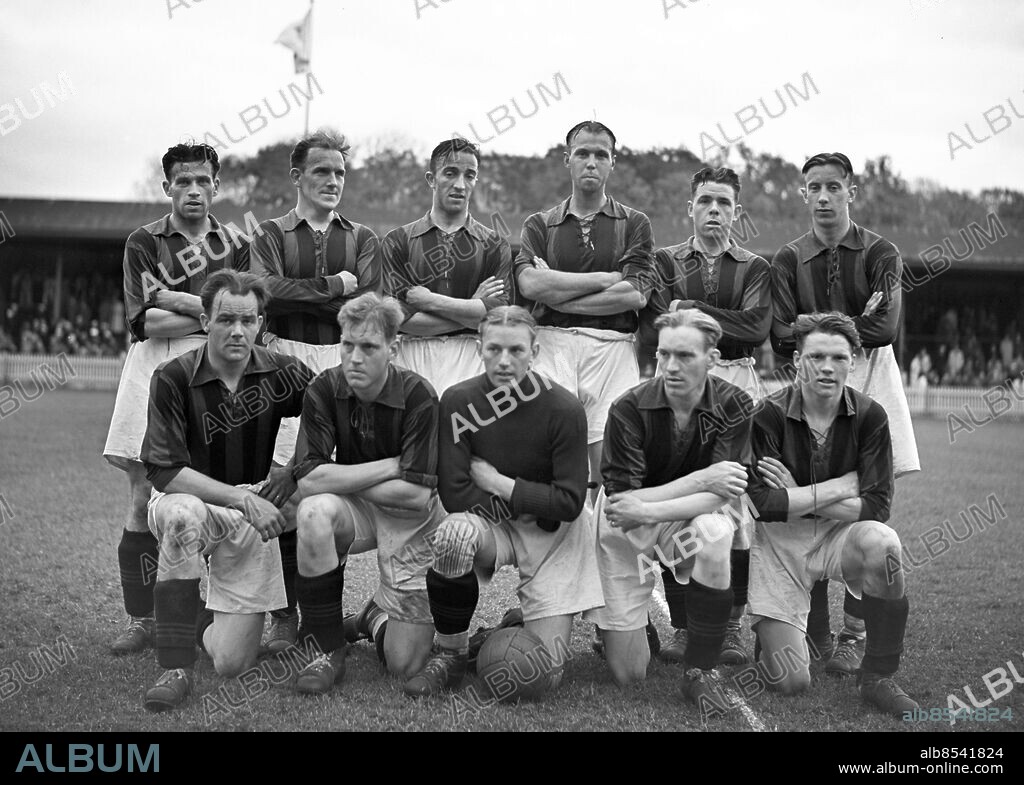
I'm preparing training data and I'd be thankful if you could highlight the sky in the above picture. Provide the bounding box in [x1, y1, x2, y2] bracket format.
[0, 0, 1022, 201]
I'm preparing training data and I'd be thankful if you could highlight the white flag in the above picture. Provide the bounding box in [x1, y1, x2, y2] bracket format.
[276, 7, 312, 74]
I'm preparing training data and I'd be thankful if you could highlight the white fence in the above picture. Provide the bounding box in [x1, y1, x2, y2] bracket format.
[1, 353, 1022, 420]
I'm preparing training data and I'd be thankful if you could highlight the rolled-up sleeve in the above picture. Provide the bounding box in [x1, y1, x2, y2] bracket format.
[601, 397, 648, 495]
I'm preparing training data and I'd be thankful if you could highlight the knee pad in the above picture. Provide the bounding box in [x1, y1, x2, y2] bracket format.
[432, 514, 481, 578]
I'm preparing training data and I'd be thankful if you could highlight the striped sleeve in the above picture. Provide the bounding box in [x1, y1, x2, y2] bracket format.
[399, 379, 439, 488]
[619, 211, 656, 297]
[123, 228, 160, 341]
[694, 256, 772, 345]
[141, 363, 191, 490]
[769, 244, 800, 355]
[346, 225, 382, 301]
[854, 239, 902, 349]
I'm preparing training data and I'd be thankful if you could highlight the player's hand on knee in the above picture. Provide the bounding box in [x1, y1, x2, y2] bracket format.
[699, 460, 749, 496]
[260, 466, 297, 509]
[242, 492, 287, 542]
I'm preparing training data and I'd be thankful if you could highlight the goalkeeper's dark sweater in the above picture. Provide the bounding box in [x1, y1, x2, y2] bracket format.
[438, 371, 588, 531]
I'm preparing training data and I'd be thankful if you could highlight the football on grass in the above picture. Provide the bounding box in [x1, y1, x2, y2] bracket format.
[476, 627, 557, 703]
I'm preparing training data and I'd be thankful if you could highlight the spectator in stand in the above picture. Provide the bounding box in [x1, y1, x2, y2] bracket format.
[0, 325, 16, 353]
[944, 343, 964, 384]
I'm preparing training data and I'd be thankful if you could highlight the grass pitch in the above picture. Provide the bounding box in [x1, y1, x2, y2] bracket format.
[0, 391, 1021, 732]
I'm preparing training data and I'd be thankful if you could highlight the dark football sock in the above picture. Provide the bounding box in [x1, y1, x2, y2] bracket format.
[684, 578, 733, 670]
[195, 603, 215, 653]
[295, 563, 346, 653]
[841, 588, 866, 638]
[860, 593, 909, 676]
[427, 568, 479, 636]
[118, 529, 158, 617]
[661, 563, 687, 629]
[271, 529, 298, 618]
[154, 579, 200, 670]
[807, 579, 831, 640]
[730, 549, 749, 609]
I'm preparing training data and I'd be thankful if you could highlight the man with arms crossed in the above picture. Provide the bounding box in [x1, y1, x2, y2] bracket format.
[746, 312, 918, 716]
[251, 130, 381, 654]
[587, 309, 751, 717]
[770, 152, 920, 676]
[103, 143, 250, 656]
[515, 121, 655, 492]
[291, 293, 442, 692]
[140, 270, 313, 711]
[383, 138, 512, 396]
[403, 306, 601, 697]
[643, 166, 771, 667]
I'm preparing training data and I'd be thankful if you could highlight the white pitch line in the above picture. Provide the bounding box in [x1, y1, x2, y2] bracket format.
[651, 586, 769, 733]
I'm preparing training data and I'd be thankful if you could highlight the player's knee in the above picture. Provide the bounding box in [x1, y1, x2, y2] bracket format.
[855, 521, 901, 571]
[693, 513, 732, 558]
[154, 495, 206, 557]
[772, 669, 811, 696]
[432, 514, 481, 578]
[296, 495, 339, 548]
[211, 648, 257, 679]
[605, 644, 649, 687]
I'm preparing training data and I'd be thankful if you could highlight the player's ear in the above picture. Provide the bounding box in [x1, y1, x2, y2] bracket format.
[799, 187, 809, 203]
[707, 347, 721, 368]
[199, 312, 210, 333]
[530, 340, 540, 362]
[847, 183, 858, 203]
[211, 177, 220, 197]
[289, 167, 302, 187]
[686, 200, 695, 219]
[161, 180, 171, 198]
[563, 150, 571, 168]
[733, 203, 743, 219]
[425, 169, 436, 189]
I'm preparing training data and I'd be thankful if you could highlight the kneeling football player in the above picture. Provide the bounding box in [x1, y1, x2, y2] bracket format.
[291, 293, 442, 692]
[403, 306, 602, 698]
[586, 309, 752, 714]
[141, 270, 313, 711]
[746, 312, 918, 716]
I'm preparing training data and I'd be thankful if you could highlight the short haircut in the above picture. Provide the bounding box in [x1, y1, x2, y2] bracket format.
[565, 121, 616, 155]
[792, 311, 862, 353]
[801, 152, 854, 182]
[478, 305, 538, 345]
[290, 129, 351, 171]
[653, 309, 723, 352]
[338, 293, 404, 343]
[162, 142, 220, 180]
[430, 138, 480, 174]
[691, 166, 741, 200]
[200, 269, 268, 316]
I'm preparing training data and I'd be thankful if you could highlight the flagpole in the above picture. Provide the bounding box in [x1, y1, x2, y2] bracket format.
[304, 0, 313, 136]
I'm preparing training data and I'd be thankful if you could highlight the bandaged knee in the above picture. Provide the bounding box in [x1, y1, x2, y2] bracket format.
[432, 515, 481, 578]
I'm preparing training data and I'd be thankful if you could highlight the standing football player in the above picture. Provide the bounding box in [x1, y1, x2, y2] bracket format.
[141, 270, 313, 711]
[103, 142, 250, 656]
[587, 309, 752, 718]
[747, 311, 918, 717]
[382, 138, 512, 396]
[250, 130, 381, 654]
[643, 166, 771, 668]
[514, 121, 655, 492]
[403, 306, 602, 698]
[290, 293, 442, 692]
[770, 152, 920, 677]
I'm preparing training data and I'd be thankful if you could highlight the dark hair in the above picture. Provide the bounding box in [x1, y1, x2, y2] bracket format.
[792, 311, 862, 353]
[162, 142, 220, 180]
[338, 292, 404, 343]
[478, 305, 537, 344]
[200, 270, 268, 316]
[653, 309, 723, 352]
[430, 138, 480, 174]
[801, 152, 854, 181]
[691, 166, 741, 200]
[290, 129, 351, 171]
[565, 121, 616, 155]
